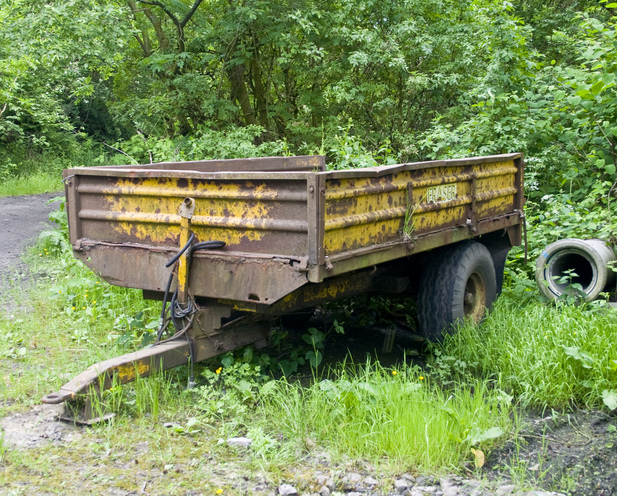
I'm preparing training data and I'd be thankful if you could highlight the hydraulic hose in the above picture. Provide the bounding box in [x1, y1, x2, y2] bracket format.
[165, 232, 196, 268]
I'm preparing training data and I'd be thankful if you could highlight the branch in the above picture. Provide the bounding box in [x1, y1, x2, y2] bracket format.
[0, 76, 18, 119]
[102, 142, 139, 165]
[596, 120, 613, 149]
[128, 0, 152, 56]
[136, 0, 204, 54]
[133, 33, 148, 56]
[135, 129, 153, 164]
[136, 0, 180, 26]
[181, 0, 204, 29]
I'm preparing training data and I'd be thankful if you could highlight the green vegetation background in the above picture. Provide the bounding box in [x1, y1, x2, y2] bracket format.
[1, 0, 616, 209]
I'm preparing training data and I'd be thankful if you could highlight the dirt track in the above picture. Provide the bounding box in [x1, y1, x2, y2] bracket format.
[0, 192, 62, 277]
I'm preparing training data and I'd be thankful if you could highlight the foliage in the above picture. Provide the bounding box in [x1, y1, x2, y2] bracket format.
[194, 360, 272, 424]
[0, 0, 539, 162]
[437, 294, 617, 411]
[107, 125, 290, 164]
[0, 0, 128, 149]
[35, 201, 159, 349]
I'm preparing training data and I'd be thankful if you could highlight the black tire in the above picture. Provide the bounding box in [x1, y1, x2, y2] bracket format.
[417, 240, 497, 342]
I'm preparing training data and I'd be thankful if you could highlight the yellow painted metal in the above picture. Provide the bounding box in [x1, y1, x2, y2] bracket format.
[105, 178, 275, 245]
[117, 362, 150, 383]
[323, 160, 518, 255]
[79, 175, 309, 256]
[178, 198, 195, 305]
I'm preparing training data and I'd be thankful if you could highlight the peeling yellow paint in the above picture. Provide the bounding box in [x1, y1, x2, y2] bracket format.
[117, 362, 150, 382]
[324, 160, 517, 255]
[103, 177, 285, 246]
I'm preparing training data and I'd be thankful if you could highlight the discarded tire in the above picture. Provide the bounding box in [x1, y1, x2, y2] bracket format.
[535, 238, 617, 301]
[418, 240, 497, 342]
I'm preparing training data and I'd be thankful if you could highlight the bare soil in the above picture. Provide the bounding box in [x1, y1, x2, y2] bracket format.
[0, 193, 616, 495]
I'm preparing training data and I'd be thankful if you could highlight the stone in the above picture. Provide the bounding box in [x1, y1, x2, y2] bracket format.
[343, 473, 363, 484]
[462, 480, 481, 488]
[440, 478, 460, 496]
[394, 479, 410, 493]
[342, 472, 363, 490]
[415, 476, 437, 487]
[401, 474, 416, 483]
[495, 485, 515, 495]
[279, 484, 298, 496]
[226, 437, 252, 449]
[319, 486, 330, 496]
[410, 490, 433, 496]
[414, 487, 439, 494]
[363, 477, 378, 487]
[315, 475, 334, 490]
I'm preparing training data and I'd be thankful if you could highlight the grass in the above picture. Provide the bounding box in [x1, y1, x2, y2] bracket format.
[250, 364, 513, 471]
[0, 143, 107, 197]
[437, 293, 617, 410]
[0, 170, 63, 197]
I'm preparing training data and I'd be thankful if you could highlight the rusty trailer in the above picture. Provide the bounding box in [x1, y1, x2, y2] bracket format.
[42, 153, 524, 422]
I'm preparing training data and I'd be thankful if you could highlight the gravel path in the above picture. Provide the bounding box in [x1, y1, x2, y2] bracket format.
[0, 192, 62, 278]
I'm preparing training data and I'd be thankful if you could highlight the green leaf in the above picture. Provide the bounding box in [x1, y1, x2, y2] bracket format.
[468, 427, 504, 445]
[606, 164, 616, 175]
[305, 350, 323, 368]
[602, 390, 617, 410]
[591, 80, 606, 95]
[567, 95, 581, 106]
[563, 345, 594, 368]
[186, 417, 199, 428]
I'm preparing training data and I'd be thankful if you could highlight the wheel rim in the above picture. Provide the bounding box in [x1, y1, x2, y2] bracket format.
[463, 272, 486, 323]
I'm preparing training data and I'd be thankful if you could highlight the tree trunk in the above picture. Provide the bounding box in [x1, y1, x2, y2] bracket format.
[229, 63, 257, 126]
[251, 36, 269, 128]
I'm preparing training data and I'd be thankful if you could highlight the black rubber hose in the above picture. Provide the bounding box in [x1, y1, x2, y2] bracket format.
[156, 272, 175, 342]
[165, 232, 196, 268]
[159, 272, 174, 322]
[190, 240, 226, 254]
[169, 290, 181, 330]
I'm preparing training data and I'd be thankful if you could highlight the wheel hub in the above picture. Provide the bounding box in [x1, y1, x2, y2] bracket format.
[463, 272, 487, 323]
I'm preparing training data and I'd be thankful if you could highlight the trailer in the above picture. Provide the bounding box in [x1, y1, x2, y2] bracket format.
[42, 153, 524, 422]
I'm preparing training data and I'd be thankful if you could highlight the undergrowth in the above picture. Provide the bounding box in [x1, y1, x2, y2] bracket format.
[435, 293, 617, 411]
[1, 201, 616, 486]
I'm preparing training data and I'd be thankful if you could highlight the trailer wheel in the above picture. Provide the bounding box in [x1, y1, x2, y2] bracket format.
[417, 240, 497, 342]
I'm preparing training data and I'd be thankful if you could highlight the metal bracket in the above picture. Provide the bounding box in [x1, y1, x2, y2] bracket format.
[178, 197, 196, 219]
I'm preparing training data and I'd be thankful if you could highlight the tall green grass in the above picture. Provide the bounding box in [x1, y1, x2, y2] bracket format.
[0, 142, 106, 197]
[438, 294, 617, 410]
[237, 362, 514, 471]
[0, 170, 63, 196]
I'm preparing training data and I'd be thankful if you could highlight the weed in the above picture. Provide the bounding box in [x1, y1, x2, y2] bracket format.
[402, 193, 426, 240]
[438, 293, 617, 410]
